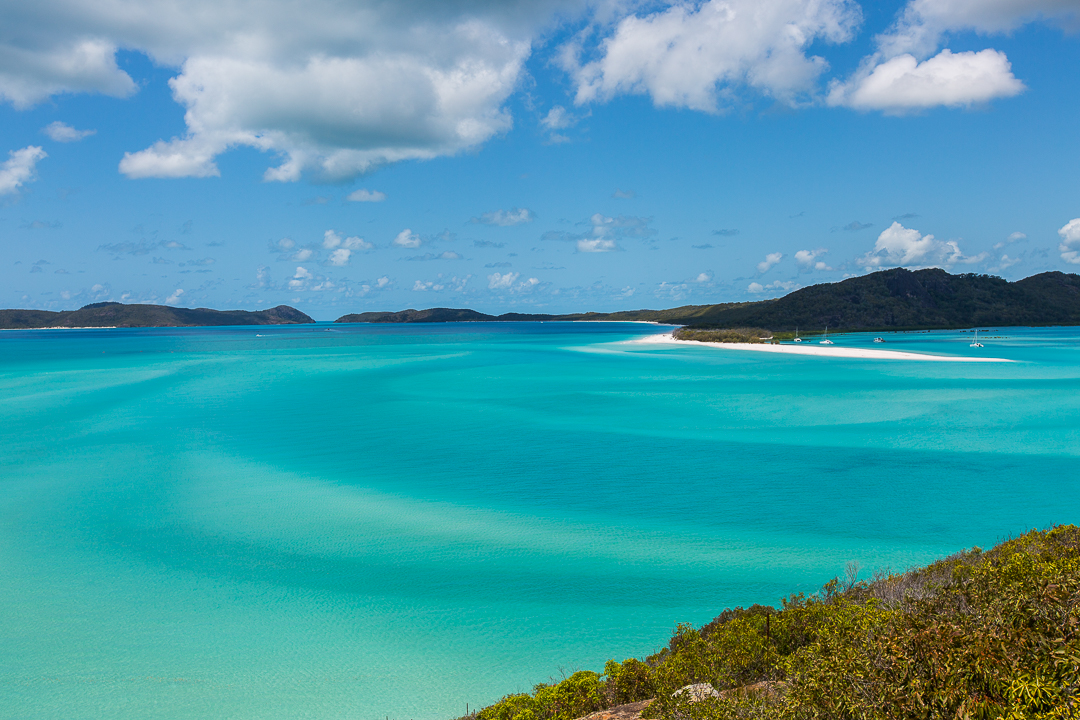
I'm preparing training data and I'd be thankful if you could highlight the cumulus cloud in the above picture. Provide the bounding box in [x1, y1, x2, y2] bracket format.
[878, 0, 1080, 60]
[471, 207, 535, 226]
[488, 271, 518, 289]
[693, 272, 712, 283]
[0, 0, 582, 180]
[795, 248, 832, 271]
[0, 145, 47, 194]
[328, 248, 351, 266]
[545, 212, 654, 253]
[859, 221, 987, 268]
[347, 188, 386, 202]
[1059, 218, 1080, 264]
[393, 229, 422, 249]
[828, 49, 1024, 111]
[748, 280, 798, 294]
[565, 0, 861, 111]
[323, 229, 372, 252]
[165, 288, 184, 304]
[825, 0, 1073, 112]
[42, 121, 96, 142]
[757, 252, 783, 273]
[0, 38, 136, 108]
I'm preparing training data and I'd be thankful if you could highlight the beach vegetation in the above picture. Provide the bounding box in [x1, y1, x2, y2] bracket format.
[463, 525, 1080, 720]
[672, 328, 773, 344]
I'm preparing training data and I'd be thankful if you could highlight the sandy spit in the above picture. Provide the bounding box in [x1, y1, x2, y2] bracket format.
[628, 333, 1013, 362]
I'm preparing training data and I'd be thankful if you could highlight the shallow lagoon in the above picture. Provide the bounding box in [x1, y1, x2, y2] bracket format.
[1, 322, 1078, 719]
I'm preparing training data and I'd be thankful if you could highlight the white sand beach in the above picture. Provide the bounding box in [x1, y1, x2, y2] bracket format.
[630, 332, 1013, 362]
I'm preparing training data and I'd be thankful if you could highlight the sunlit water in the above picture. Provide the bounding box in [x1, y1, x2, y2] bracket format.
[1, 322, 1078, 719]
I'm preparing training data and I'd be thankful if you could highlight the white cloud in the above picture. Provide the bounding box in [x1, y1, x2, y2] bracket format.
[107, 3, 544, 181]
[1059, 218, 1080, 264]
[393, 229, 422, 248]
[565, 0, 861, 111]
[328, 248, 351, 266]
[346, 188, 386, 202]
[274, 237, 295, 250]
[322, 229, 371, 252]
[165, 288, 184, 304]
[878, 0, 1080, 60]
[859, 221, 987, 268]
[757, 252, 783, 273]
[577, 238, 617, 253]
[995, 254, 1021, 270]
[694, 272, 712, 283]
[994, 231, 1027, 249]
[795, 248, 831, 271]
[0, 38, 136, 109]
[0, 145, 47, 194]
[0, 1, 581, 180]
[825, 0, 1075, 112]
[748, 280, 798, 294]
[288, 266, 315, 289]
[472, 207, 535, 226]
[42, 121, 96, 142]
[488, 271, 518, 289]
[541, 105, 575, 130]
[828, 49, 1024, 111]
[292, 248, 314, 262]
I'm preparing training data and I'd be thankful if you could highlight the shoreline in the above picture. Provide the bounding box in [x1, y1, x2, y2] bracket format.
[629, 332, 1013, 362]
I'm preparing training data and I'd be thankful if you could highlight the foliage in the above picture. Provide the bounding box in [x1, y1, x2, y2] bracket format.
[672, 328, 774, 344]
[468, 526, 1080, 720]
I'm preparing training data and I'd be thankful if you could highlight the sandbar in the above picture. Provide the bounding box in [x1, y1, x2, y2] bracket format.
[629, 332, 1013, 362]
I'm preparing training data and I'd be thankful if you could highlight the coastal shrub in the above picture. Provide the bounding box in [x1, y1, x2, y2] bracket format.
[672, 328, 773, 344]
[469, 526, 1080, 720]
[604, 659, 655, 705]
[477, 671, 605, 720]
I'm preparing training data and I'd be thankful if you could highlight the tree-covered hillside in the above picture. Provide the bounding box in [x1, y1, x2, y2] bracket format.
[0, 302, 314, 329]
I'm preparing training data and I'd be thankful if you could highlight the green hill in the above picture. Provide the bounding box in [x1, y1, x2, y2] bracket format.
[684, 269, 1080, 331]
[0, 302, 314, 329]
[335, 270, 1080, 332]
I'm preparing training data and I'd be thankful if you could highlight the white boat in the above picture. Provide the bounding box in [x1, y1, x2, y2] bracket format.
[970, 329, 984, 348]
[873, 337, 884, 343]
[793, 326, 802, 343]
[820, 326, 833, 345]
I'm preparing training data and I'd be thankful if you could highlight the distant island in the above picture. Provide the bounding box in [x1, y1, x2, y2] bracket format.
[6, 269, 1079, 332]
[338, 269, 1080, 332]
[0, 302, 314, 329]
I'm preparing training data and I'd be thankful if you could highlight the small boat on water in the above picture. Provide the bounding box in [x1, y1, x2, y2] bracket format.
[820, 326, 833, 345]
[873, 337, 884, 343]
[793, 326, 802, 343]
[970, 329, 984, 348]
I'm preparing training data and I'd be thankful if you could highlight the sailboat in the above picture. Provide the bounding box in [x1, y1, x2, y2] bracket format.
[970, 329, 984, 348]
[793, 326, 802, 343]
[819, 326, 833, 345]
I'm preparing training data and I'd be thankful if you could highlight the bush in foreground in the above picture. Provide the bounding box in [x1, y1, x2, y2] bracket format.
[465, 526, 1080, 720]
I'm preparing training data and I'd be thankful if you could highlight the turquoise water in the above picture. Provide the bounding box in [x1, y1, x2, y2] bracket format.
[1, 322, 1078, 719]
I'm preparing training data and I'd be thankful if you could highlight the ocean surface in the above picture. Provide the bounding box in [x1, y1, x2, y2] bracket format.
[1, 322, 1078, 720]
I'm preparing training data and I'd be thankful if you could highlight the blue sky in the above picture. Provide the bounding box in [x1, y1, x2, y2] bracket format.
[1, 0, 1079, 319]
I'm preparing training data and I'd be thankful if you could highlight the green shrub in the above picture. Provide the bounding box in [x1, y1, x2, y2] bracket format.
[470, 526, 1080, 720]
